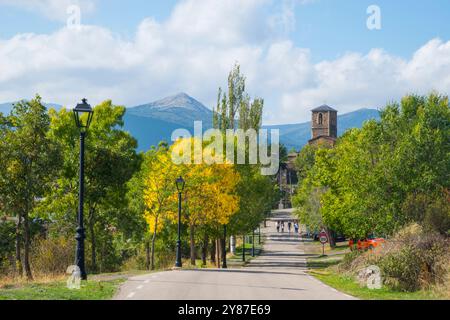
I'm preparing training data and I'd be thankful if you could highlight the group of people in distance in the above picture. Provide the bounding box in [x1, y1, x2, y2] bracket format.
[276, 221, 299, 234]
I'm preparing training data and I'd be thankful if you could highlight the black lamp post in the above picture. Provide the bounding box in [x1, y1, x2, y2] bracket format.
[175, 176, 185, 268]
[222, 225, 227, 269]
[242, 235, 246, 262]
[252, 229, 256, 257]
[73, 98, 94, 281]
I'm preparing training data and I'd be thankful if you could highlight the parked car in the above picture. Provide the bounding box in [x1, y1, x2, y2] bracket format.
[349, 236, 385, 251]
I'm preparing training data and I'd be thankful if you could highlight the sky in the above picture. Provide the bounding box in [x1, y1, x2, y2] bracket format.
[0, 0, 449, 124]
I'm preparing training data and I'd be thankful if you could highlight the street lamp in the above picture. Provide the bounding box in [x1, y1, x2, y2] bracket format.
[252, 229, 255, 257]
[73, 98, 93, 281]
[222, 225, 227, 269]
[242, 235, 246, 262]
[175, 176, 185, 268]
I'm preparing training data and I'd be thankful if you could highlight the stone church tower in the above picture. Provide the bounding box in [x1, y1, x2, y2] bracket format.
[308, 105, 338, 146]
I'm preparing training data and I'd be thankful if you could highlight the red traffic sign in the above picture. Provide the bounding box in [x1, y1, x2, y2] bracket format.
[319, 229, 329, 244]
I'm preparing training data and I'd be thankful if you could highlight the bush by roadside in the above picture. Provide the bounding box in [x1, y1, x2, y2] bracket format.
[337, 224, 450, 296]
[31, 237, 75, 276]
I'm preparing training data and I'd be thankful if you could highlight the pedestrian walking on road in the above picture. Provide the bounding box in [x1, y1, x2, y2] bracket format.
[276, 221, 280, 233]
[281, 222, 285, 233]
[294, 223, 299, 234]
[288, 222, 292, 233]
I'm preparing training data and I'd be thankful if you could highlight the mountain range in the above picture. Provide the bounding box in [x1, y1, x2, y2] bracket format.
[123, 93, 380, 151]
[263, 108, 381, 150]
[0, 102, 62, 114]
[1, 93, 381, 151]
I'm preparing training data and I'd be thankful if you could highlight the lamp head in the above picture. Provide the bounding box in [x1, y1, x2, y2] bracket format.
[73, 98, 94, 131]
[176, 176, 185, 192]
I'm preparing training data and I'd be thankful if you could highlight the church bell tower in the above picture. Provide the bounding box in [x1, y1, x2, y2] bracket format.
[309, 105, 338, 146]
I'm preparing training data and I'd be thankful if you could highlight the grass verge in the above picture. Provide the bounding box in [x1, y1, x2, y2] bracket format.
[309, 269, 440, 300]
[305, 240, 446, 300]
[0, 277, 125, 300]
[228, 240, 263, 265]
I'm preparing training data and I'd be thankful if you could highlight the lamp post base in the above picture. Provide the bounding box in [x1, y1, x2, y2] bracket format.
[75, 227, 87, 280]
[175, 240, 182, 269]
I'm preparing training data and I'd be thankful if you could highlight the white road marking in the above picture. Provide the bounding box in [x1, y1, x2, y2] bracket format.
[127, 292, 136, 299]
[144, 280, 150, 284]
[137, 285, 144, 290]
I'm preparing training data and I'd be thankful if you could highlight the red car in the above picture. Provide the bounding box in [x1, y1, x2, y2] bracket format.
[349, 237, 385, 251]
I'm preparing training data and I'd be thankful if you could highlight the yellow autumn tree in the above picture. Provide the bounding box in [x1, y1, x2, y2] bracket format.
[143, 145, 181, 270]
[168, 137, 240, 266]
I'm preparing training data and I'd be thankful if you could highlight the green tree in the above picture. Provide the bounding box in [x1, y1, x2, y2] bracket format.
[142, 143, 180, 270]
[212, 63, 275, 258]
[294, 93, 450, 240]
[46, 100, 140, 272]
[0, 96, 60, 279]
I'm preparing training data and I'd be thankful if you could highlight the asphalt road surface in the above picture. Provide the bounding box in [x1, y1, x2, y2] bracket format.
[114, 209, 355, 300]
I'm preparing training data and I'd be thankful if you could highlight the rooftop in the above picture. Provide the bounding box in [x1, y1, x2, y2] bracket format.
[312, 104, 338, 112]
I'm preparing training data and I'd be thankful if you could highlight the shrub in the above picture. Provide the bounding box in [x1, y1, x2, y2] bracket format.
[338, 250, 364, 273]
[0, 221, 16, 276]
[121, 239, 175, 272]
[381, 224, 449, 291]
[31, 237, 75, 275]
[338, 224, 450, 292]
[378, 245, 422, 291]
[423, 197, 450, 235]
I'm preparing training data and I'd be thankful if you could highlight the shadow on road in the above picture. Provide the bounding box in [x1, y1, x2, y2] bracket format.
[262, 252, 316, 257]
[148, 277, 307, 292]
[177, 268, 308, 277]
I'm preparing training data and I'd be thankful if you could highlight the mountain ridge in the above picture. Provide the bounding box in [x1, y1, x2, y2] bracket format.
[0, 93, 381, 152]
[127, 92, 213, 128]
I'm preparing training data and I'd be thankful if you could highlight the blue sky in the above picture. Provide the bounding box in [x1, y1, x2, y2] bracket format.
[2, 0, 449, 61]
[0, 0, 449, 124]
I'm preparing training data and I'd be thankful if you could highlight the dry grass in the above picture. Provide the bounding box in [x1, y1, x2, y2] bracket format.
[432, 267, 450, 299]
[0, 236, 75, 289]
[338, 224, 450, 294]
[0, 273, 66, 289]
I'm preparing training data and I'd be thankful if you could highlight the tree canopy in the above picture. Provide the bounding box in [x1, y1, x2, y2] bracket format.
[294, 93, 450, 239]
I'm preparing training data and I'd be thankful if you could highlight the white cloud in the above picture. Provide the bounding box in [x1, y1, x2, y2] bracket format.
[0, 0, 96, 21]
[0, 0, 449, 125]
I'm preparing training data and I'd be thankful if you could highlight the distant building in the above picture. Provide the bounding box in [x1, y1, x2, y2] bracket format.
[277, 153, 299, 209]
[308, 105, 338, 147]
[276, 104, 339, 209]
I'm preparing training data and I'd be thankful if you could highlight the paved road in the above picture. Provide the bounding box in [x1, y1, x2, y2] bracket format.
[114, 209, 355, 300]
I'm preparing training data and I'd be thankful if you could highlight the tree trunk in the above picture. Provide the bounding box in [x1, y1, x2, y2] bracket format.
[88, 207, 97, 271]
[8, 253, 15, 275]
[216, 239, 221, 268]
[327, 228, 336, 248]
[145, 238, 151, 270]
[15, 216, 23, 277]
[220, 237, 227, 261]
[190, 224, 196, 266]
[150, 217, 158, 270]
[23, 164, 33, 281]
[210, 238, 216, 264]
[23, 212, 33, 280]
[201, 234, 208, 267]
